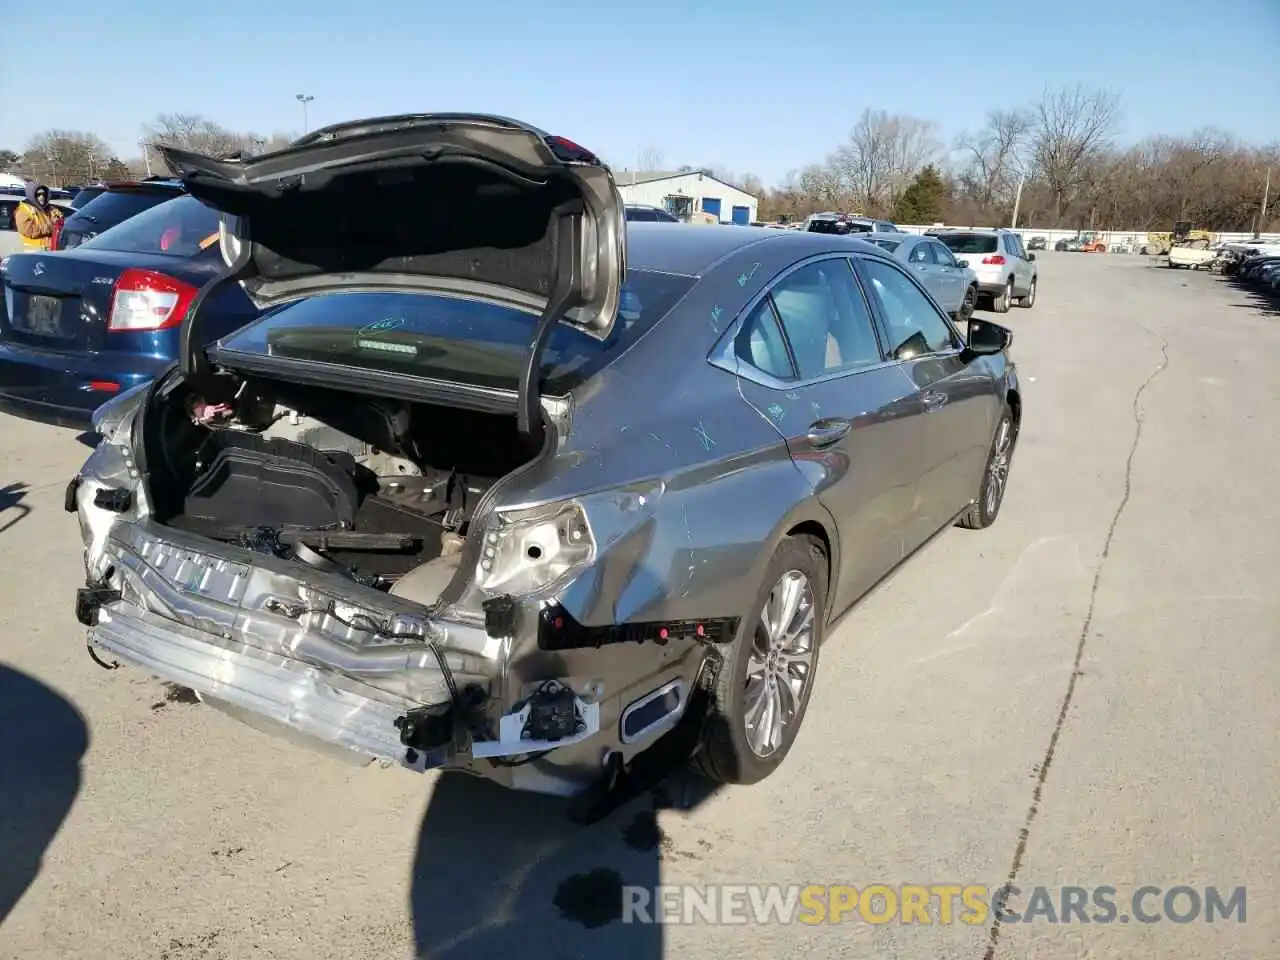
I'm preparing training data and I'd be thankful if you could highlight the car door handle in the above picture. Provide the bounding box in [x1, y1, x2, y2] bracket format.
[806, 418, 852, 448]
[922, 390, 949, 410]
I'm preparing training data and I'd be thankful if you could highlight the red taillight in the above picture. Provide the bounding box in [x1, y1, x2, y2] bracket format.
[982, 255, 1006, 265]
[107, 268, 198, 333]
[50, 217, 65, 251]
[545, 135, 600, 165]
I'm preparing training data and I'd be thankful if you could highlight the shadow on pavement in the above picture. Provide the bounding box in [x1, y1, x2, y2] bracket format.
[0, 665, 90, 926]
[0, 482, 32, 536]
[410, 741, 720, 959]
[74, 431, 100, 448]
[1225, 278, 1280, 318]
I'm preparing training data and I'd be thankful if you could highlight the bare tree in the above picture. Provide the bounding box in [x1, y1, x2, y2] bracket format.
[145, 113, 245, 160]
[955, 108, 1033, 208]
[1030, 85, 1122, 220]
[830, 109, 941, 214]
[21, 130, 114, 186]
[635, 143, 666, 172]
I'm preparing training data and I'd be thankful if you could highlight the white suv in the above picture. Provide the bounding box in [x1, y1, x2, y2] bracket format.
[929, 228, 1037, 313]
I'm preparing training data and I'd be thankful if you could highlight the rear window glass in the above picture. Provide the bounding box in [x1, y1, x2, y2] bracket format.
[807, 219, 872, 235]
[80, 195, 220, 259]
[217, 268, 698, 395]
[864, 238, 901, 252]
[936, 233, 998, 254]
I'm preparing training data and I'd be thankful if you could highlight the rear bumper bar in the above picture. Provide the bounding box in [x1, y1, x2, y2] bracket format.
[91, 603, 427, 768]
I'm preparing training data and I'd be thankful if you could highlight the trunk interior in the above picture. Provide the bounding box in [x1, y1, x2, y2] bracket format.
[140, 374, 542, 595]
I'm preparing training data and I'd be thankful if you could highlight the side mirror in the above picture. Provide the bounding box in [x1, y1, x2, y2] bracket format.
[1027, 253, 1037, 262]
[956, 259, 969, 269]
[964, 318, 1012, 357]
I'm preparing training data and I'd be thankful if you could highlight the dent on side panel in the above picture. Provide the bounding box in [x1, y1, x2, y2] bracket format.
[557, 443, 813, 627]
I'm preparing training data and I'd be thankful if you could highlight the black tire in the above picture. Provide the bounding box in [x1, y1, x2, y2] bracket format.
[693, 535, 827, 785]
[958, 407, 1017, 530]
[991, 277, 1013, 314]
[952, 284, 978, 324]
[1015, 275, 1037, 309]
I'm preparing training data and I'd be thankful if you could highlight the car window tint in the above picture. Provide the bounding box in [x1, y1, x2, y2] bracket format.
[859, 258, 958, 360]
[937, 233, 998, 255]
[769, 259, 883, 378]
[931, 242, 957, 267]
[908, 242, 934, 264]
[734, 299, 795, 379]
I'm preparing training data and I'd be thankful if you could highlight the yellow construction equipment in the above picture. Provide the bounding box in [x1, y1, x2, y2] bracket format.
[1141, 221, 1212, 256]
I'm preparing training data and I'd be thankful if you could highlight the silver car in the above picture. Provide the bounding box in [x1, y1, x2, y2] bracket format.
[69, 114, 1021, 817]
[930, 228, 1038, 314]
[861, 232, 980, 322]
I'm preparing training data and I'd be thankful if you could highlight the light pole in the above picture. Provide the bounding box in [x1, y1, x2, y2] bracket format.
[138, 138, 152, 178]
[296, 94, 315, 134]
[1010, 173, 1026, 230]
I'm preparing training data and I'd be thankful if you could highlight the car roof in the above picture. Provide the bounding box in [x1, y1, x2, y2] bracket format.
[933, 227, 1004, 235]
[625, 221, 885, 276]
[865, 231, 915, 241]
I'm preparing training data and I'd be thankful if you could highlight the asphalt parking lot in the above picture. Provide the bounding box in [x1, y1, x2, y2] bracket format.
[2, 251, 1276, 960]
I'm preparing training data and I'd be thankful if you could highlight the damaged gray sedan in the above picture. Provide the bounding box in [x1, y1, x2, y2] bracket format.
[69, 114, 1021, 814]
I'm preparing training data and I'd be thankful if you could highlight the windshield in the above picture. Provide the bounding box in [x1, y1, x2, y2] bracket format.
[936, 233, 998, 255]
[864, 238, 901, 253]
[81, 195, 220, 258]
[217, 268, 698, 395]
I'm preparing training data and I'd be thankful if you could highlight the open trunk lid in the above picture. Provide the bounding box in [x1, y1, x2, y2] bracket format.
[158, 114, 625, 332]
[157, 114, 626, 438]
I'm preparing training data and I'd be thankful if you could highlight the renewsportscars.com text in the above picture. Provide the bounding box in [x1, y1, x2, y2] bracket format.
[621, 884, 1247, 925]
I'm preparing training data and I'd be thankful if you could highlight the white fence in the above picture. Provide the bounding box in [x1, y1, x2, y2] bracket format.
[894, 224, 1280, 247]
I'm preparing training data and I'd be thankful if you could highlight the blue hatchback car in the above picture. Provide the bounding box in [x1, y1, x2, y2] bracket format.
[0, 194, 259, 428]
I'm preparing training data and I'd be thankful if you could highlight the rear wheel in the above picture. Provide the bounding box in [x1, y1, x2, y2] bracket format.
[958, 408, 1017, 529]
[1015, 276, 1037, 308]
[992, 277, 1014, 314]
[694, 535, 826, 785]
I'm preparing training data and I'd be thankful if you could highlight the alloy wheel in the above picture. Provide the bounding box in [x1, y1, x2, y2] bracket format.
[743, 570, 816, 758]
[985, 417, 1013, 515]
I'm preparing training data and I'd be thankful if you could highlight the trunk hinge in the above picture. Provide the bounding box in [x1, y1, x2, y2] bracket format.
[178, 257, 259, 388]
[517, 206, 585, 446]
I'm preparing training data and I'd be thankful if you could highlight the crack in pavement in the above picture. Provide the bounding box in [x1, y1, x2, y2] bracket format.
[983, 327, 1171, 960]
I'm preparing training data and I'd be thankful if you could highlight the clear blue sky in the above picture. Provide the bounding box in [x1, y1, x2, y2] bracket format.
[3, 0, 1277, 184]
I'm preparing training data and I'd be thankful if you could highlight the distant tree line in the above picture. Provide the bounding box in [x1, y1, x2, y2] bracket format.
[643, 86, 1278, 232]
[3, 90, 1274, 233]
[1, 114, 297, 188]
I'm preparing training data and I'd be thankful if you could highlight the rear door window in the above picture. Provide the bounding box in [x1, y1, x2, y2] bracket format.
[768, 259, 884, 377]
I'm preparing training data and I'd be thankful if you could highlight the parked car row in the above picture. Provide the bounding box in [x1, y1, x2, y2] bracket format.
[14, 112, 1022, 819]
[1215, 241, 1280, 291]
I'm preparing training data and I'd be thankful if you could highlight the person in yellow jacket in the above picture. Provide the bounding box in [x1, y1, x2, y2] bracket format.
[15, 182, 65, 250]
